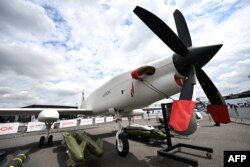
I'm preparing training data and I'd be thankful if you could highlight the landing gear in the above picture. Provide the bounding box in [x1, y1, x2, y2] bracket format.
[38, 122, 54, 148]
[115, 110, 129, 157]
[38, 135, 54, 148]
[116, 133, 129, 157]
[39, 136, 45, 148]
[48, 135, 53, 145]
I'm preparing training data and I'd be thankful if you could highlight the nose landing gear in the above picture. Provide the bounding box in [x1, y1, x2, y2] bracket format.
[38, 122, 54, 148]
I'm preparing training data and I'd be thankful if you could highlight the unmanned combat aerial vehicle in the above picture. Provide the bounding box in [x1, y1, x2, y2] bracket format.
[0, 6, 230, 157]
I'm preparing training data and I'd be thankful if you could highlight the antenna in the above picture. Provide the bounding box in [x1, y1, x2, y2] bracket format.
[82, 90, 84, 102]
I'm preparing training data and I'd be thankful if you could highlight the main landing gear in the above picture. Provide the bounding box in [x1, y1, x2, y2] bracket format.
[39, 122, 54, 148]
[115, 112, 129, 157]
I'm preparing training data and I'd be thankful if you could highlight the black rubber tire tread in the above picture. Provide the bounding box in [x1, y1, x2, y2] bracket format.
[116, 133, 129, 157]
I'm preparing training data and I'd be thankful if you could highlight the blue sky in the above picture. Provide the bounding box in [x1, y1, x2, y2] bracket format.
[0, 0, 249, 107]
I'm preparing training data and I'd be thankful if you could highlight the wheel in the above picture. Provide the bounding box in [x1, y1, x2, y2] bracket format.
[116, 133, 129, 157]
[48, 135, 53, 146]
[39, 136, 45, 148]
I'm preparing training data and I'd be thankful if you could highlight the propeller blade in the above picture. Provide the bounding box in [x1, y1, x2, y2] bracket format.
[179, 65, 196, 100]
[196, 68, 225, 105]
[196, 68, 230, 124]
[133, 6, 188, 56]
[174, 9, 192, 47]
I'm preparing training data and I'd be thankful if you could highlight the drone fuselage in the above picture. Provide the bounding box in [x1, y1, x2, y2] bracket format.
[81, 55, 182, 114]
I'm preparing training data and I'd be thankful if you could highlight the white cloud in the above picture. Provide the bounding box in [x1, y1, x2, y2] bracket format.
[37, 81, 83, 96]
[0, 42, 64, 79]
[0, 86, 45, 107]
[217, 59, 250, 94]
[0, 0, 55, 42]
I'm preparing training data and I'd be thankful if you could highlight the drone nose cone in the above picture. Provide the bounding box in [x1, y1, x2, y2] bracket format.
[173, 44, 223, 76]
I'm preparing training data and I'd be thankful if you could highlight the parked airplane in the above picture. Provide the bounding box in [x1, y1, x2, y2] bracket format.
[0, 6, 230, 157]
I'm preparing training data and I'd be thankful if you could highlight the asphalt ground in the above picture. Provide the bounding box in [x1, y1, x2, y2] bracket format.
[0, 116, 250, 167]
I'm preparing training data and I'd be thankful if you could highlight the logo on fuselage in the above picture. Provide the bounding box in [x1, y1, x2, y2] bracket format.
[102, 90, 111, 98]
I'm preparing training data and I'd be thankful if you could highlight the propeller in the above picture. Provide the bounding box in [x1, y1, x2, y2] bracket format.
[133, 6, 230, 134]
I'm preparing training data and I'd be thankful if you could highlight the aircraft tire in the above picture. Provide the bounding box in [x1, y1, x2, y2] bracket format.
[48, 135, 53, 146]
[39, 136, 45, 148]
[116, 133, 129, 157]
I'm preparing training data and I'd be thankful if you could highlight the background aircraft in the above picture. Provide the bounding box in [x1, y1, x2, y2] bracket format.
[0, 6, 230, 157]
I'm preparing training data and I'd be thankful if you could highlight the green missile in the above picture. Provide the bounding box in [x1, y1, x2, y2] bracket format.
[76, 133, 103, 157]
[63, 132, 86, 162]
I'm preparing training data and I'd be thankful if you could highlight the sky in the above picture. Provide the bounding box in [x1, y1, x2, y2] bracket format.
[0, 0, 249, 107]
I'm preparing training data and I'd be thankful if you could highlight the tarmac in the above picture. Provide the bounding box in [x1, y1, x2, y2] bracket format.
[0, 116, 250, 167]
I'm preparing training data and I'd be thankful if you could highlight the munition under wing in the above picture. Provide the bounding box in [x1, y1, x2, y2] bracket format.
[62, 131, 103, 166]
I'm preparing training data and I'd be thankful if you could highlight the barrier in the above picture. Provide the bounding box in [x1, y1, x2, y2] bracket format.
[106, 117, 113, 123]
[80, 118, 93, 126]
[59, 119, 77, 128]
[27, 122, 46, 132]
[122, 117, 128, 121]
[95, 117, 105, 124]
[134, 116, 142, 120]
[229, 107, 250, 123]
[0, 116, 130, 137]
[0, 122, 19, 135]
[229, 107, 250, 119]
